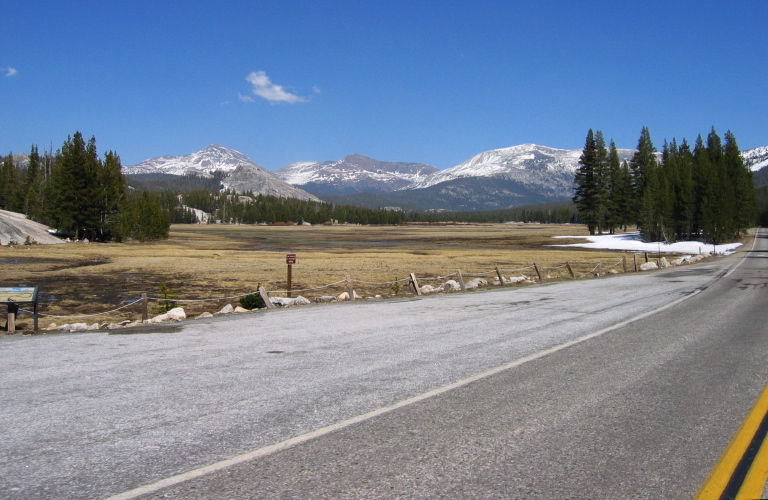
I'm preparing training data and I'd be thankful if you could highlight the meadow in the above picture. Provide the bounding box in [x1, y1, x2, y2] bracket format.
[1, 223, 642, 330]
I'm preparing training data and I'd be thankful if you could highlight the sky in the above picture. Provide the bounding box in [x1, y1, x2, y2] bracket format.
[2, 1, 766, 170]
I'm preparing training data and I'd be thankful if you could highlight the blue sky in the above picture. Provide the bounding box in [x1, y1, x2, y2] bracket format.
[2, 1, 766, 170]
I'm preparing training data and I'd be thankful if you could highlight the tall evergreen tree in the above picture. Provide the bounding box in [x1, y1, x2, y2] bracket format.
[97, 151, 127, 240]
[573, 129, 599, 235]
[629, 127, 657, 223]
[629, 127, 660, 238]
[606, 140, 629, 233]
[673, 139, 696, 240]
[573, 130, 610, 234]
[23, 145, 44, 221]
[0, 153, 17, 210]
[723, 130, 756, 237]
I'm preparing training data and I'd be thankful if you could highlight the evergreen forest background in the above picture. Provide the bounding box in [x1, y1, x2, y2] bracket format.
[573, 127, 759, 244]
[0, 129, 765, 243]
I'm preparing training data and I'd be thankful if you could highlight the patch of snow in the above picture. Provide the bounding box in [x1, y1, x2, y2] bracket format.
[551, 232, 742, 255]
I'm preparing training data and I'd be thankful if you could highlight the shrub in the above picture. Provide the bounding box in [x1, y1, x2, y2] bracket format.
[240, 291, 266, 310]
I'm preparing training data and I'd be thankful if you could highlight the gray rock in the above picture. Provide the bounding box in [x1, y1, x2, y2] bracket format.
[315, 296, 338, 303]
[441, 280, 461, 291]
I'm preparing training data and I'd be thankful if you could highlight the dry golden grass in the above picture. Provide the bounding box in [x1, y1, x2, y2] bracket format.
[1, 223, 649, 329]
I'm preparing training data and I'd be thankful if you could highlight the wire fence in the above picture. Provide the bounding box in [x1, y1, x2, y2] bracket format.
[6, 252, 678, 328]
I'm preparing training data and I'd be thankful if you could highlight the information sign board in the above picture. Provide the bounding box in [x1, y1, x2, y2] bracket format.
[0, 285, 40, 331]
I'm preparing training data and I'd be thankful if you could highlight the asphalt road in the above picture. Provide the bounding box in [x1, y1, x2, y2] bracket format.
[2, 232, 767, 499]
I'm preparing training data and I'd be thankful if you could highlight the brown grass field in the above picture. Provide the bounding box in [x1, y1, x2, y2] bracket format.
[1, 223, 676, 330]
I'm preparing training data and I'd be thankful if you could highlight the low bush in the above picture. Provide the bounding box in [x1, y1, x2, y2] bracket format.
[240, 291, 266, 310]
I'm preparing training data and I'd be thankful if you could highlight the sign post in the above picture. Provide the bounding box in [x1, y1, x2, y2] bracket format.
[0, 286, 40, 332]
[286, 254, 296, 298]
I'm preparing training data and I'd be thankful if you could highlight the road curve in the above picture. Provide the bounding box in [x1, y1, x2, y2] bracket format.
[1, 231, 767, 499]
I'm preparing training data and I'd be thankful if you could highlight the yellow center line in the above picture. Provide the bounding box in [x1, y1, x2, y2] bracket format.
[695, 380, 768, 499]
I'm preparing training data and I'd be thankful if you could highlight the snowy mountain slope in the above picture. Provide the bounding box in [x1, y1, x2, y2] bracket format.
[275, 154, 439, 194]
[123, 144, 265, 176]
[744, 146, 768, 171]
[123, 145, 319, 200]
[407, 144, 636, 198]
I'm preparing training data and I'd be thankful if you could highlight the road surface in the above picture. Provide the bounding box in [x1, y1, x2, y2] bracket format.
[1, 232, 767, 499]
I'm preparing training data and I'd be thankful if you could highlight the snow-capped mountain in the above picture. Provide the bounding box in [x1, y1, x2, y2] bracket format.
[275, 154, 439, 194]
[123, 144, 263, 176]
[124, 145, 319, 201]
[406, 144, 636, 198]
[744, 146, 768, 172]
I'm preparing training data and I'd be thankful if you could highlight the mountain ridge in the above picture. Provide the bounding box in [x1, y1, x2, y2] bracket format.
[275, 154, 439, 194]
[122, 143, 768, 211]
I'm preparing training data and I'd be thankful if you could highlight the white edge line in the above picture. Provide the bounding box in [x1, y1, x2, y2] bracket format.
[722, 228, 760, 279]
[103, 284, 706, 500]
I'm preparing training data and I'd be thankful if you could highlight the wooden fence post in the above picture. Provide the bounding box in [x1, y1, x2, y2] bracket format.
[633, 254, 638, 272]
[456, 270, 466, 291]
[644, 252, 649, 263]
[7, 303, 17, 333]
[258, 286, 275, 309]
[597, 262, 602, 276]
[566, 262, 575, 279]
[495, 267, 506, 287]
[141, 293, 148, 321]
[533, 263, 543, 282]
[345, 274, 356, 301]
[622, 255, 627, 273]
[409, 273, 422, 296]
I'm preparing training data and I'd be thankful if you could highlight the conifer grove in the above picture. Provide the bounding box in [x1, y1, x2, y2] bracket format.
[1, 132, 170, 241]
[573, 127, 756, 243]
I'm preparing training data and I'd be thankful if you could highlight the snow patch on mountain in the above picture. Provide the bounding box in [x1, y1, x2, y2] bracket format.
[124, 144, 265, 176]
[744, 146, 768, 171]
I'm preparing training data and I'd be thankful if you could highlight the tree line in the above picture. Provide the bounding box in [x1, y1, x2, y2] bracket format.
[1, 132, 169, 241]
[154, 189, 410, 225]
[573, 127, 756, 243]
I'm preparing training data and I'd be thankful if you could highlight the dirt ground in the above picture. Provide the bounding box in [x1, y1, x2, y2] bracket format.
[0, 223, 658, 331]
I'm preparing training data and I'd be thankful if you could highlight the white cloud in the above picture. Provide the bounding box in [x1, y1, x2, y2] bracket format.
[312, 85, 321, 94]
[245, 71, 306, 103]
[4, 67, 18, 77]
[238, 92, 255, 103]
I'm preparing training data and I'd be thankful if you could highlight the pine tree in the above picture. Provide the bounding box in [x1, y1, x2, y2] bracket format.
[0, 153, 16, 210]
[693, 135, 716, 243]
[23, 145, 44, 221]
[573, 129, 610, 235]
[593, 131, 610, 233]
[629, 127, 658, 231]
[606, 140, 625, 233]
[97, 151, 127, 240]
[723, 130, 757, 237]
[674, 139, 696, 240]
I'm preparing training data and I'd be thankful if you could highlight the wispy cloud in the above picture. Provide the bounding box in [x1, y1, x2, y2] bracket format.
[245, 71, 306, 104]
[4, 67, 18, 77]
[238, 92, 255, 103]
